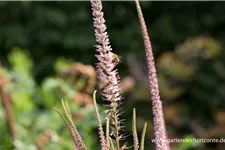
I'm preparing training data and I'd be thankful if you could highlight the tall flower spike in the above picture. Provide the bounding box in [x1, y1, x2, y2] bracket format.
[135, 0, 170, 150]
[91, 0, 122, 149]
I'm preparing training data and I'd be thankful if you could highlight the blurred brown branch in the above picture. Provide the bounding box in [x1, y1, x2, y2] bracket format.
[0, 72, 16, 139]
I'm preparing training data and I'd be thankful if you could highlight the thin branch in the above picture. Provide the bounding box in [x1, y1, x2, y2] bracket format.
[0, 78, 16, 139]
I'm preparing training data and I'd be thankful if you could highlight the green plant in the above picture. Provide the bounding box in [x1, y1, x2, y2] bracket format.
[0, 48, 101, 150]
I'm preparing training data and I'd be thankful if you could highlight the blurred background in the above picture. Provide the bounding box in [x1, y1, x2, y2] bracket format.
[0, 1, 225, 150]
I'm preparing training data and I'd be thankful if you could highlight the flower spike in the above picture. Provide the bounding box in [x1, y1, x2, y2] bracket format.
[132, 108, 139, 150]
[135, 0, 170, 149]
[93, 90, 108, 150]
[91, 0, 123, 149]
[54, 100, 87, 150]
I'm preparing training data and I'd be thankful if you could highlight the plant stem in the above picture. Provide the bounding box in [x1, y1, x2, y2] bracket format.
[0, 78, 16, 140]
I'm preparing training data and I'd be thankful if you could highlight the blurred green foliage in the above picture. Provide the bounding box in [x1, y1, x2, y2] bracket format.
[0, 49, 104, 150]
[1, 1, 225, 81]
